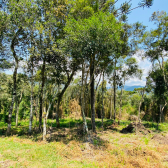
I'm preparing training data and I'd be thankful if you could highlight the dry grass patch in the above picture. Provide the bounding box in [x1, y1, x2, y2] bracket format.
[1, 120, 168, 167]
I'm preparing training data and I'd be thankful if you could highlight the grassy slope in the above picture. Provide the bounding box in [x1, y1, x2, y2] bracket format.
[0, 119, 168, 168]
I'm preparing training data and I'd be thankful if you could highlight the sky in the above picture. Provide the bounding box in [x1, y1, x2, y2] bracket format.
[116, 0, 168, 86]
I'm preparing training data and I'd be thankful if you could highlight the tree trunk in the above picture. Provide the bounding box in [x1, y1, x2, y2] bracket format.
[55, 70, 75, 127]
[56, 98, 60, 128]
[119, 86, 123, 125]
[29, 57, 34, 134]
[101, 71, 104, 128]
[16, 92, 23, 127]
[159, 104, 162, 123]
[39, 57, 46, 131]
[160, 103, 167, 123]
[15, 104, 19, 127]
[81, 63, 88, 134]
[43, 86, 58, 141]
[90, 55, 96, 132]
[110, 88, 112, 120]
[113, 63, 116, 121]
[43, 106, 47, 141]
[15, 97, 18, 122]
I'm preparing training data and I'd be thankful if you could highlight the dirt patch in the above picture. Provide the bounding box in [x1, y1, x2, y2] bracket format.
[0, 160, 10, 168]
[152, 134, 168, 145]
[120, 122, 152, 135]
[0, 160, 17, 168]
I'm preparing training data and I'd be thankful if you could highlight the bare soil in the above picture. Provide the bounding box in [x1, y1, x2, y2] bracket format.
[152, 133, 168, 145]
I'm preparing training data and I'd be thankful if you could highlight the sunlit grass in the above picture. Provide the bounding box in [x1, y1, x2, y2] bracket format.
[0, 118, 168, 167]
[143, 121, 168, 132]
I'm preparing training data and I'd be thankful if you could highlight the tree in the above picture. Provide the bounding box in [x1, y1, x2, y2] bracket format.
[147, 62, 168, 123]
[63, 11, 123, 132]
[144, 11, 168, 88]
[1, 0, 38, 134]
[144, 11, 168, 123]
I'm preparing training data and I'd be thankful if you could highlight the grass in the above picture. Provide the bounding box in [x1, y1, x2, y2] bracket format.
[0, 118, 168, 167]
[143, 121, 168, 132]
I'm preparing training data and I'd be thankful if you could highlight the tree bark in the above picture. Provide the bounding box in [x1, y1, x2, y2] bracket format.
[110, 88, 113, 120]
[90, 55, 96, 132]
[16, 91, 23, 127]
[113, 60, 116, 121]
[119, 86, 123, 124]
[39, 57, 46, 131]
[159, 102, 167, 123]
[81, 63, 88, 134]
[56, 70, 75, 127]
[56, 97, 60, 128]
[15, 103, 19, 127]
[29, 57, 34, 134]
[43, 106, 47, 141]
[101, 71, 104, 128]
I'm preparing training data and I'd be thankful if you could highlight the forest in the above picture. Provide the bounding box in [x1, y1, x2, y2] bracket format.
[0, 0, 168, 167]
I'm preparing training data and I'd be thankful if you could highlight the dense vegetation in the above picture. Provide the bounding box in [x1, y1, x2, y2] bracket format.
[1, 0, 168, 134]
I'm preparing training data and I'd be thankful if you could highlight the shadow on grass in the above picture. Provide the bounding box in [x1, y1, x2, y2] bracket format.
[0, 118, 109, 147]
[0, 118, 136, 146]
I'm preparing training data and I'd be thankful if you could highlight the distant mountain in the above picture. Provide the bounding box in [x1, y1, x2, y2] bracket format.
[124, 85, 143, 91]
[107, 85, 144, 91]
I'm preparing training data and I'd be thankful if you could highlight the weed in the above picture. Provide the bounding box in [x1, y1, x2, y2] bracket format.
[147, 157, 150, 162]
[144, 137, 150, 145]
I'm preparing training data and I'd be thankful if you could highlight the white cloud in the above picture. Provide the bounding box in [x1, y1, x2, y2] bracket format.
[125, 50, 152, 86]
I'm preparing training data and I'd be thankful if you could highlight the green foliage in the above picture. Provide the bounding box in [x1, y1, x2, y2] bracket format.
[19, 99, 30, 120]
[63, 11, 123, 60]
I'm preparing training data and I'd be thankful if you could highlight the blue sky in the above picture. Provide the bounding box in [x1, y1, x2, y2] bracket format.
[117, 0, 168, 86]
[116, 0, 168, 28]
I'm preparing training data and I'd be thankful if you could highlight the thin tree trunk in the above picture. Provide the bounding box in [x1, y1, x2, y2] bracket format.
[56, 98, 60, 128]
[110, 88, 112, 120]
[101, 71, 104, 128]
[43, 86, 58, 140]
[29, 57, 34, 134]
[160, 102, 167, 123]
[15, 105, 19, 127]
[39, 57, 46, 131]
[16, 91, 23, 127]
[81, 63, 88, 134]
[119, 86, 123, 125]
[55, 70, 75, 127]
[15, 97, 18, 121]
[113, 60, 116, 122]
[43, 105, 47, 141]
[159, 104, 162, 124]
[90, 55, 96, 132]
